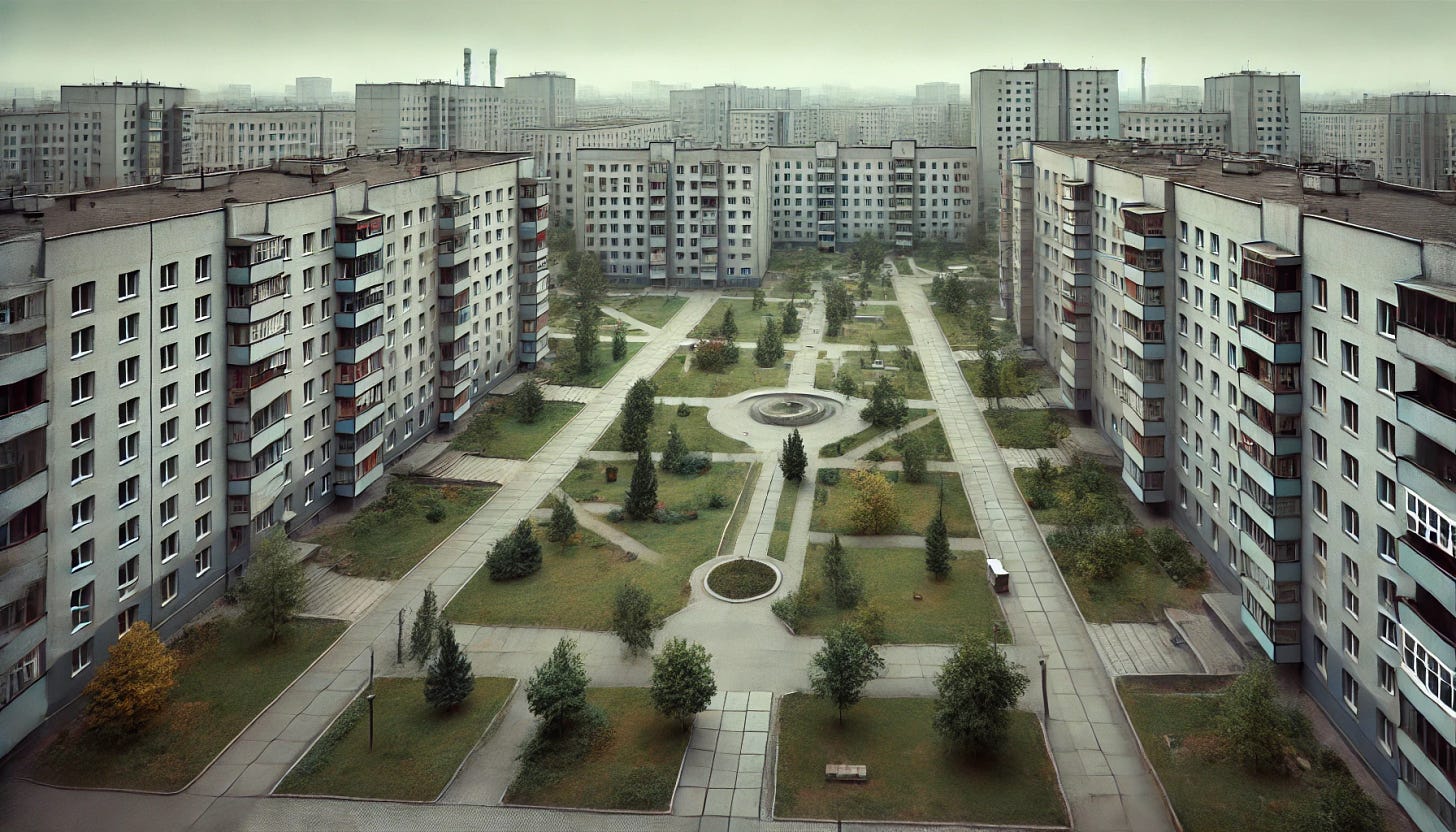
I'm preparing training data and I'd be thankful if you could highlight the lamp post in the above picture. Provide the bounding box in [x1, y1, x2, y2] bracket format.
[367, 693, 376, 751]
[1039, 656, 1049, 720]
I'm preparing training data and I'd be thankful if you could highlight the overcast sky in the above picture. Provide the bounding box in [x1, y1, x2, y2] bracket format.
[2, 0, 1451, 96]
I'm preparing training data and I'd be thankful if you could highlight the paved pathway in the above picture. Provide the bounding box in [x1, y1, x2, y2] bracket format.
[803, 531, 983, 551]
[546, 489, 666, 565]
[422, 453, 525, 484]
[1166, 608, 1246, 675]
[298, 564, 392, 622]
[834, 412, 938, 461]
[675, 691, 773, 827]
[1087, 623, 1202, 676]
[999, 446, 1072, 469]
[892, 270, 1174, 832]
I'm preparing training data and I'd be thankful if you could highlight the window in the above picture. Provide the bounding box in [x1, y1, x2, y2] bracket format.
[195, 296, 211, 321]
[1343, 554, 1360, 587]
[195, 438, 212, 466]
[70, 327, 94, 358]
[117, 475, 139, 508]
[160, 261, 178, 290]
[1341, 452, 1360, 486]
[1341, 285, 1359, 321]
[70, 639, 93, 676]
[1379, 614, 1399, 648]
[1376, 300, 1396, 338]
[195, 513, 211, 541]
[1312, 432, 1328, 466]
[1313, 483, 1328, 518]
[118, 431, 139, 464]
[195, 369, 211, 395]
[1312, 329, 1327, 363]
[71, 496, 95, 530]
[1376, 418, 1395, 458]
[70, 539, 94, 572]
[1343, 584, 1359, 619]
[194, 403, 211, 429]
[70, 372, 95, 405]
[159, 495, 177, 525]
[71, 281, 95, 316]
[70, 416, 94, 446]
[1376, 711, 1395, 756]
[159, 454, 177, 484]
[1340, 398, 1358, 436]
[1341, 670, 1359, 714]
[117, 555, 139, 597]
[117, 270, 139, 301]
[194, 477, 211, 505]
[1311, 381, 1327, 413]
[117, 515, 139, 549]
[159, 383, 177, 411]
[70, 450, 94, 484]
[1377, 473, 1396, 508]
[117, 356, 139, 387]
[161, 571, 178, 606]
[1375, 359, 1394, 396]
[1340, 341, 1359, 380]
[159, 343, 177, 371]
[194, 334, 211, 359]
[1342, 625, 1360, 662]
[1377, 526, 1397, 562]
[1313, 637, 1328, 678]
[116, 398, 137, 427]
[195, 255, 212, 282]
[160, 303, 177, 330]
[70, 583, 93, 631]
[195, 545, 213, 576]
[1312, 276, 1328, 309]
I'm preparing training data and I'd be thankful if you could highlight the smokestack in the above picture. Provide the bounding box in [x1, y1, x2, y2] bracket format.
[1140, 57, 1147, 106]
[489, 48, 498, 86]
[464, 48, 472, 86]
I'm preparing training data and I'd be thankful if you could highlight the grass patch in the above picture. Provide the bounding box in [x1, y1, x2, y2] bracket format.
[1118, 679, 1316, 831]
[931, 296, 999, 350]
[542, 339, 644, 388]
[826, 306, 911, 346]
[505, 687, 689, 810]
[1051, 547, 1205, 624]
[962, 359, 1056, 399]
[774, 695, 1064, 825]
[798, 546, 1004, 643]
[278, 676, 514, 801]
[868, 419, 952, 463]
[894, 258, 912, 275]
[769, 249, 849, 278]
[706, 559, 778, 599]
[815, 409, 929, 458]
[650, 354, 789, 398]
[810, 471, 977, 538]
[814, 353, 930, 400]
[608, 294, 686, 328]
[309, 483, 497, 580]
[451, 400, 584, 459]
[983, 408, 1068, 449]
[768, 479, 801, 560]
[690, 298, 786, 341]
[562, 460, 753, 561]
[34, 617, 346, 791]
[592, 403, 750, 454]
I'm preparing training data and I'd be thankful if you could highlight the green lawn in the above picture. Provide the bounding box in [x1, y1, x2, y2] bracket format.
[309, 484, 497, 580]
[34, 617, 346, 791]
[814, 354, 931, 400]
[505, 687, 690, 810]
[769, 249, 849, 277]
[542, 339, 644, 388]
[817, 409, 930, 458]
[865, 419, 952, 463]
[592, 403, 751, 454]
[1118, 678, 1316, 831]
[1051, 545, 1205, 624]
[894, 258, 913, 275]
[798, 546, 1004, 643]
[827, 306, 911, 346]
[962, 360, 1057, 399]
[983, 408, 1068, 449]
[932, 303, 999, 350]
[811, 471, 978, 537]
[608, 295, 687, 328]
[278, 676, 515, 801]
[768, 479, 801, 560]
[691, 298, 787, 341]
[650, 353, 790, 398]
[775, 695, 1064, 826]
[451, 401, 583, 459]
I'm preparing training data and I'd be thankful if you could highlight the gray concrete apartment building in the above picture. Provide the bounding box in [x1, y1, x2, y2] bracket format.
[0, 150, 550, 759]
[669, 84, 802, 147]
[1000, 139, 1454, 832]
[573, 140, 977, 289]
[1203, 71, 1302, 160]
[506, 119, 675, 225]
[354, 77, 577, 154]
[1302, 93, 1456, 190]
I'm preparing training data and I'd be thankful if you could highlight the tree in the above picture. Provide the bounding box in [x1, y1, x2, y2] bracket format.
[240, 530, 307, 643]
[860, 376, 909, 429]
[933, 637, 1029, 753]
[618, 378, 656, 453]
[573, 307, 599, 377]
[719, 305, 739, 341]
[526, 637, 590, 736]
[661, 424, 689, 475]
[824, 280, 854, 337]
[570, 255, 608, 312]
[751, 288, 767, 311]
[867, 339, 880, 364]
[846, 469, 898, 535]
[810, 625, 885, 725]
[754, 317, 784, 368]
[779, 428, 808, 481]
[82, 622, 178, 741]
[925, 509, 952, 580]
[900, 433, 928, 484]
[939, 274, 968, 314]
[834, 367, 859, 398]
[612, 579, 662, 654]
[514, 376, 546, 424]
[424, 618, 475, 710]
[650, 638, 716, 727]
[694, 338, 731, 372]
[822, 535, 864, 609]
[857, 277, 872, 301]
[781, 299, 801, 336]
[624, 447, 659, 521]
[546, 499, 578, 549]
[977, 349, 1002, 406]
[409, 585, 441, 664]
[487, 519, 542, 580]
[1218, 659, 1299, 774]
[612, 323, 628, 361]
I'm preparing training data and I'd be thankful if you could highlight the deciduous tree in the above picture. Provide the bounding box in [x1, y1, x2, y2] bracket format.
[240, 530, 307, 643]
[526, 637, 590, 736]
[932, 637, 1029, 752]
[83, 622, 178, 742]
[613, 579, 662, 655]
[846, 469, 898, 535]
[809, 625, 885, 725]
[650, 638, 716, 727]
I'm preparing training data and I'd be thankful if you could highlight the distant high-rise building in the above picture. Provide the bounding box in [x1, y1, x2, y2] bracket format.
[670, 85, 802, 146]
[1203, 71, 1301, 159]
[192, 109, 355, 170]
[507, 119, 674, 224]
[1119, 109, 1230, 147]
[355, 77, 576, 152]
[1302, 93, 1456, 189]
[294, 76, 333, 105]
[966, 63, 1120, 209]
[503, 73, 576, 127]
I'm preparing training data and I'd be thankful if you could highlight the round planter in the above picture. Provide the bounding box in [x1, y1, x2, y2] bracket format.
[702, 558, 783, 604]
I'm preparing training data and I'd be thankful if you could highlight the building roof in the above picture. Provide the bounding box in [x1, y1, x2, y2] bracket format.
[0, 150, 525, 241]
[1036, 140, 1456, 243]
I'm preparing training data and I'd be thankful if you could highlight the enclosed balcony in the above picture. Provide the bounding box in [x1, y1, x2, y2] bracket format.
[437, 303, 473, 344]
[1399, 588, 1455, 699]
[335, 288, 385, 330]
[1239, 351, 1301, 414]
[1061, 284, 1091, 316]
[334, 213, 384, 258]
[1060, 310, 1091, 344]
[1399, 364, 1456, 451]
[0, 373, 46, 446]
[439, 388, 473, 425]
[437, 196, 471, 231]
[649, 266, 668, 284]
[437, 335, 471, 374]
[1121, 206, 1166, 250]
[336, 382, 385, 435]
[1397, 279, 1456, 369]
[520, 206, 549, 239]
[649, 197, 667, 213]
[334, 351, 383, 399]
[518, 181, 548, 210]
[1061, 207, 1091, 236]
[226, 396, 291, 462]
[334, 450, 383, 498]
[1238, 437, 1302, 501]
[335, 319, 384, 365]
[1121, 314, 1166, 359]
[1242, 592, 1301, 663]
[337, 251, 384, 294]
[226, 353, 288, 420]
[227, 311, 287, 366]
[226, 234, 286, 286]
[1241, 243, 1302, 314]
[225, 274, 288, 325]
[1240, 518, 1301, 583]
[1121, 457, 1166, 503]
[1239, 399, 1302, 457]
[1400, 485, 1455, 608]
[1123, 245, 1165, 285]
[1058, 233, 1092, 260]
[1122, 426, 1167, 471]
[1400, 433, 1456, 520]
[1239, 474, 1303, 542]
[1240, 304, 1302, 364]
[436, 230, 471, 269]
[335, 415, 385, 469]
[226, 436, 289, 506]
[1121, 282, 1165, 320]
[519, 239, 548, 262]
[700, 180, 719, 198]
[1058, 180, 1090, 211]
[1121, 355, 1166, 397]
[0, 288, 46, 388]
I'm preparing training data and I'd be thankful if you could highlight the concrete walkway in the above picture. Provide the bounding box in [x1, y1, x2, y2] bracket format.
[892, 270, 1174, 832]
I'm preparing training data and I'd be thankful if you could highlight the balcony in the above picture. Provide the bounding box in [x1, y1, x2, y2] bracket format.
[1058, 180, 1090, 210]
[1398, 385, 1456, 452]
[225, 234, 285, 286]
[437, 239, 471, 269]
[335, 456, 384, 499]
[1401, 530, 1456, 612]
[335, 290, 385, 330]
[520, 216, 548, 239]
[1060, 209, 1091, 236]
[1058, 350, 1090, 391]
[227, 322, 287, 366]
[335, 328, 384, 366]
[1401, 591, 1456, 682]
[1121, 326, 1167, 360]
[437, 197, 471, 231]
[0, 394, 45, 446]
[649, 235, 667, 248]
[1122, 432, 1167, 473]
[1058, 234, 1092, 260]
[700, 182, 719, 198]
[439, 390, 473, 425]
[1400, 455, 1456, 520]
[0, 340, 45, 388]
[1240, 480, 1303, 542]
[1121, 460, 1166, 504]
[228, 456, 287, 508]
[1238, 366, 1301, 415]
[1121, 290, 1165, 321]
[336, 398, 385, 436]
[1237, 446, 1302, 500]
[1239, 531, 1301, 584]
[1238, 409, 1302, 457]
[649, 267, 667, 284]
[649, 179, 667, 195]
[437, 310, 472, 344]
[518, 182, 548, 210]
[1121, 206, 1166, 250]
[1241, 603, 1301, 664]
[337, 253, 384, 294]
[1239, 322, 1302, 365]
[520, 241, 548, 262]
[226, 415, 290, 463]
[1060, 314, 1091, 344]
[336, 428, 385, 470]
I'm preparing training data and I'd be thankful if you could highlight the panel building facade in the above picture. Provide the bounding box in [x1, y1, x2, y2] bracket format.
[1302, 94, 1456, 189]
[0, 150, 549, 758]
[507, 119, 675, 225]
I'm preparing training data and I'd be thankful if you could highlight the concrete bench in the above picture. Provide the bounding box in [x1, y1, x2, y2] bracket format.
[824, 764, 868, 782]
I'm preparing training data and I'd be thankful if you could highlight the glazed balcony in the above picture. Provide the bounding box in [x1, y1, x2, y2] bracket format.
[226, 356, 289, 419]
[335, 288, 385, 330]
[1398, 366, 1456, 450]
[437, 233, 471, 269]
[518, 183, 548, 210]
[1239, 477, 1303, 541]
[226, 313, 288, 366]
[1240, 306, 1302, 364]
[1060, 312, 1091, 344]
[335, 385, 385, 435]
[1239, 526, 1301, 584]
[334, 213, 385, 258]
[520, 215, 548, 239]
[1238, 404, 1302, 457]
[335, 320, 384, 365]
[1058, 233, 1092, 261]
[335, 417, 385, 469]
[1397, 621, 1456, 743]
[225, 275, 288, 325]
[439, 389, 473, 424]
[1237, 440, 1302, 500]
[1240, 242, 1301, 311]
[1122, 288, 1165, 321]
[1061, 285, 1091, 316]
[334, 352, 383, 399]
[1058, 180, 1090, 210]
[1239, 353, 1301, 414]
[437, 197, 471, 231]
[226, 411, 290, 463]
[1396, 281, 1456, 371]
[227, 453, 287, 506]
[225, 234, 286, 286]
[1121, 458, 1166, 503]
[1400, 589, 1456, 690]
[1121, 206, 1166, 250]
[1122, 247, 1166, 286]
[1399, 439, 1456, 520]
[0, 391, 46, 446]
[649, 266, 667, 284]
[334, 451, 384, 498]
[1060, 208, 1091, 236]
[699, 181, 719, 198]
[1241, 596, 1301, 664]
[1122, 428, 1167, 472]
[337, 251, 384, 294]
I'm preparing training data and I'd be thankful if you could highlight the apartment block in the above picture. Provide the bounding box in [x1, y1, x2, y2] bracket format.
[966, 63, 1120, 210]
[192, 109, 355, 172]
[293, 77, 333, 107]
[1203, 72, 1302, 160]
[1119, 110, 1230, 148]
[0, 150, 549, 759]
[670, 85, 802, 146]
[573, 140, 977, 289]
[1302, 93, 1456, 189]
[1001, 139, 1455, 832]
[503, 73, 577, 129]
[355, 78, 576, 152]
[727, 106, 962, 149]
[506, 119, 675, 224]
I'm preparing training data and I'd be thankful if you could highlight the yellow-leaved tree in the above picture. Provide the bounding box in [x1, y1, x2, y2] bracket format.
[846, 469, 898, 535]
[83, 621, 178, 742]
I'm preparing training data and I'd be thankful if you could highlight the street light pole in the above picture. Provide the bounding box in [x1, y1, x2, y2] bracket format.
[367, 693, 376, 751]
[1040, 657, 1049, 720]
[397, 608, 404, 664]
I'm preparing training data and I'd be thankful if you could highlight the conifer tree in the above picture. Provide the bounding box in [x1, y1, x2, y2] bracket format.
[424, 618, 475, 711]
[754, 317, 784, 368]
[618, 378, 657, 453]
[408, 584, 441, 664]
[546, 499, 578, 549]
[778, 428, 808, 481]
[625, 447, 659, 520]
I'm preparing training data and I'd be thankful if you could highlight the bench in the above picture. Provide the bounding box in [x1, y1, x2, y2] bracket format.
[824, 764, 868, 783]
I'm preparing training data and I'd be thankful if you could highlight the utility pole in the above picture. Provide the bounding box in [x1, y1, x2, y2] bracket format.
[397, 608, 405, 664]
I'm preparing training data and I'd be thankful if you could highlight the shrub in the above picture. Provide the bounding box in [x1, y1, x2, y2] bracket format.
[82, 622, 178, 742]
[816, 468, 841, 486]
[649, 638, 716, 726]
[676, 402, 691, 417]
[933, 637, 1030, 753]
[671, 452, 711, 476]
[1147, 527, 1205, 587]
[694, 338, 732, 373]
[846, 469, 898, 535]
[424, 500, 447, 523]
[1218, 659, 1304, 774]
[706, 493, 729, 509]
[487, 519, 542, 580]
[771, 590, 811, 632]
[853, 602, 887, 645]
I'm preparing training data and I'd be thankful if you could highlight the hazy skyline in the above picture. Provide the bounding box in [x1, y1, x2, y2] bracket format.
[2, 0, 1453, 96]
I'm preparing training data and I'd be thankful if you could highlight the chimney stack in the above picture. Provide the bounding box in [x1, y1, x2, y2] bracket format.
[464, 48, 472, 86]
[489, 48, 498, 86]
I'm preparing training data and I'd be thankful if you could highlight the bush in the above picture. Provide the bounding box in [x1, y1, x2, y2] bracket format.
[1147, 527, 1205, 587]
[771, 589, 812, 632]
[853, 602, 887, 645]
[817, 468, 841, 486]
[694, 338, 732, 373]
[82, 622, 178, 742]
[611, 765, 674, 810]
[706, 493, 728, 509]
[606, 508, 625, 522]
[424, 500, 447, 523]
[676, 402, 691, 417]
[670, 452, 711, 476]
[487, 519, 543, 581]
